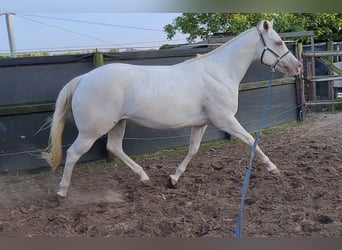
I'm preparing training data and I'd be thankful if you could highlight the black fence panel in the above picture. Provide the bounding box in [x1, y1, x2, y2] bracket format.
[0, 55, 94, 106]
[0, 112, 107, 172]
[237, 84, 298, 132]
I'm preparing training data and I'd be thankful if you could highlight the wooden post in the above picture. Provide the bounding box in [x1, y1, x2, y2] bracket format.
[327, 41, 334, 72]
[296, 42, 305, 121]
[305, 54, 314, 101]
[310, 36, 316, 101]
[327, 41, 335, 111]
[93, 51, 104, 68]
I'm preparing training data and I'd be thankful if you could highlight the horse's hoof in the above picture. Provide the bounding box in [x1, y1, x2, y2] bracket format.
[56, 188, 67, 198]
[269, 168, 281, 175]
[142, 179, 152, 187]
[169, 175, 178, 187]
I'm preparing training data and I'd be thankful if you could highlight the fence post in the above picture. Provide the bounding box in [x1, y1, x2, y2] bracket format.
[296, 42, 305, 121]
[93, 51, 104, 68]
[327, 41, 335, 111]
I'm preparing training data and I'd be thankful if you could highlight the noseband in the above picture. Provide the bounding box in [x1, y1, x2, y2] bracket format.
[257, 29, 290, 70]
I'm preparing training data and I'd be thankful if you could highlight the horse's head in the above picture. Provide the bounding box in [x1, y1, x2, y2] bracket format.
[257, 20, 302, 76]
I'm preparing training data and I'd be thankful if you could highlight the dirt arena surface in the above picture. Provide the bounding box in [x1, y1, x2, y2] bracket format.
[0, 112, 341, 237]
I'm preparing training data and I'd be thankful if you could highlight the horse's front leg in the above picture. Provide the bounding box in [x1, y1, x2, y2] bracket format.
[169, 125, 208, 186]
[211, 114, 280, 174]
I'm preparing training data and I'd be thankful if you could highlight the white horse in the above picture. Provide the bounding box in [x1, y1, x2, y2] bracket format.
[43, 20, 302, 197]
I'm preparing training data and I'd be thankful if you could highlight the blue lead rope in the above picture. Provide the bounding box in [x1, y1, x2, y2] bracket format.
[235, 69, 275, 238]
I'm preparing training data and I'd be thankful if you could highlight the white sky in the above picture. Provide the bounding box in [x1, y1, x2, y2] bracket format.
[0, 13, 188, 54]
[0, 0, 192, 54]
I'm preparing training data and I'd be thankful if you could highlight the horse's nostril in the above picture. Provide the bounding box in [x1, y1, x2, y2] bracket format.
[297, 63, 303, 72]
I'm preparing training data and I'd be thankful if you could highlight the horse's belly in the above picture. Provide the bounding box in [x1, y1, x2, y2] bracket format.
[128, 115, 210, 130]
[124, 103, 209, 130]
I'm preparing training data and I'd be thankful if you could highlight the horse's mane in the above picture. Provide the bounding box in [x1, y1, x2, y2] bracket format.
[182, 27, 257, 63]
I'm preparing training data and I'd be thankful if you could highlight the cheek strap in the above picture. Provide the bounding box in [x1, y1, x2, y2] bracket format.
[258, 29, 290, 70]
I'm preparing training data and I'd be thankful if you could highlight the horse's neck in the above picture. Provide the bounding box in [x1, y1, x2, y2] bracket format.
[199, 28, 261, 88]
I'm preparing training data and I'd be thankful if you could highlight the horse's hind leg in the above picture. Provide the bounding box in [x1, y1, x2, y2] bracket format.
[107, 120, 151, 185]
[57, 135, 98, 197]
[169, 125, 208, 186]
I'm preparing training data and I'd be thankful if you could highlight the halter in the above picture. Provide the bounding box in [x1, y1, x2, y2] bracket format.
[257, 28, 290, 71]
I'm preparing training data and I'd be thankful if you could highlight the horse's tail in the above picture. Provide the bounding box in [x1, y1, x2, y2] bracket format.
[42, 75, 83, 171]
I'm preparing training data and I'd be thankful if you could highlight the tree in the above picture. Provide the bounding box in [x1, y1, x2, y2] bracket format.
[164, 13, 342, 43]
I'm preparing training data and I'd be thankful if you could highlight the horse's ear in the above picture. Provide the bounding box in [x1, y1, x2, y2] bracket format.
[269, 19, 274, 27]
[263, 20, 270, 30]
[263, 20, 274, 31]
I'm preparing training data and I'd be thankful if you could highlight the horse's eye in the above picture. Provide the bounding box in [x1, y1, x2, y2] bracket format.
[275, 41, 283, 46]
